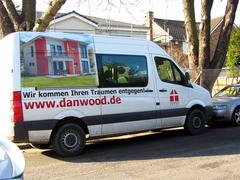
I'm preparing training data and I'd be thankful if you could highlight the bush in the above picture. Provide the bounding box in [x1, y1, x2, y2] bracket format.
[226, 26, 240, 77]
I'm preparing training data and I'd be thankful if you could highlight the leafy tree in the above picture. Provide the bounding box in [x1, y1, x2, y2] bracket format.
[0, 0, 66, 39]
[226, 27, 240, 78]
[226, 27, 240, 68]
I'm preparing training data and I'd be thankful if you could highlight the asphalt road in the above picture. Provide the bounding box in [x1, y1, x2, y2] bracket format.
[22, 125, 240, 180]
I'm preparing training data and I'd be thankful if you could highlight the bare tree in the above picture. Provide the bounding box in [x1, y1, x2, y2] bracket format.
[199, 0, 213, 87]
[183, 0, 238, 93]
[0, 0, 66, 38]
[183, 0, 199, 70]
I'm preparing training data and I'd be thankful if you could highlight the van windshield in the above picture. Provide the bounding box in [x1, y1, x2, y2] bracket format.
[20, 32, 98, 88]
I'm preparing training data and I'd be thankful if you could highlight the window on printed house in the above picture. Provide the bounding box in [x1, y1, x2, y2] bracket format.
[50, 44, 56, 56]
[30, 46, 34, 57]
[80, 45, 88, 59]
[56, 45, 62, 55]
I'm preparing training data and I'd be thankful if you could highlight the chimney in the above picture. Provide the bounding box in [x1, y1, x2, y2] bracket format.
[145, 11, 154, 41]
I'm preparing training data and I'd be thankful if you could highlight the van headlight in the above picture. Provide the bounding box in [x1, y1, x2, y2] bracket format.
[212, 104, 228, 110]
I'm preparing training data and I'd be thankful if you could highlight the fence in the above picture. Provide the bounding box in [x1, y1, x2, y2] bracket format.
[187, 68, 240, 95]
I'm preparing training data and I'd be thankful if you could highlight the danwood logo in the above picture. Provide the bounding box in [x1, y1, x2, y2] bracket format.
[170, 89, 179, 103]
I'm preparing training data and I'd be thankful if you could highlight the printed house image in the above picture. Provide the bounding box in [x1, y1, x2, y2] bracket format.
[22, 35, 91, 76]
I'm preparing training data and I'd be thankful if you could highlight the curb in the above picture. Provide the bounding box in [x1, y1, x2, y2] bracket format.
[16, 143, 32, 150]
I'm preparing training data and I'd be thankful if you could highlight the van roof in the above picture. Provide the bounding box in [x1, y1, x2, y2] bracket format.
[6, 32, 170, 58]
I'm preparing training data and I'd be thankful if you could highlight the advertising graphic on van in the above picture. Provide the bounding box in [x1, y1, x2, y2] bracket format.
[22, 88, 146, 109]
[20, 32, 98, 88]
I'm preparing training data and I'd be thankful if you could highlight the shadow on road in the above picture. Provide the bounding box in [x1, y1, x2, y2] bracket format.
[42, 125, 240, 163]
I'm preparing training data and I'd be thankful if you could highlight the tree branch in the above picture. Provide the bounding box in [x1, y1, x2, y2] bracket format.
[2, 0, 21, 31]
[33, 0, 66, 32]
[210, 0, 239, 69]
[0, 0, 14, 38]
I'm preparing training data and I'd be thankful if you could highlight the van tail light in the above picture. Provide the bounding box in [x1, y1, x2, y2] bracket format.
[10, 91, 23, 123]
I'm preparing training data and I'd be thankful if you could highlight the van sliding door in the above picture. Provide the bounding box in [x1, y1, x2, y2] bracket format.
[96, 54, 157, 135]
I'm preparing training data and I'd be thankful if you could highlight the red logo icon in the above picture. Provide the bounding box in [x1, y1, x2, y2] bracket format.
[170, 89, 179, 103]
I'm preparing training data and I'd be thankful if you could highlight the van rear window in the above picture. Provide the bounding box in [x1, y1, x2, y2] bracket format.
[96, 54, 148, 87]
[20, 32, 98, 88]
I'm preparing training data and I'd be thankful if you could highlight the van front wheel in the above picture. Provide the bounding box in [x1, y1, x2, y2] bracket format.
[52, 123, 86, 157]
[184, 109, 206, 135]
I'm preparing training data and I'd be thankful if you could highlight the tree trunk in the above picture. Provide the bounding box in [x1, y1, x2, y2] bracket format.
[182, 0, 199, 69]
[2, 0, 21, 31]
[33, 0, 66, 32]
[204, 0, 239, 92]
[21, 0, 36, 31]
[199, 0, 213, 88]
[0, 0, 14, 38]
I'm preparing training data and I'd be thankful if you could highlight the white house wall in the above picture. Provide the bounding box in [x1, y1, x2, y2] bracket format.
[46, 14, 147, 39]
[45, 38, 65, 75]
[96, 29, 146, 39]
[152, 21, 172, 43]
[23, 43, 37, 75]
[46, 38, 65, 54]
[47, 17, 96, 34]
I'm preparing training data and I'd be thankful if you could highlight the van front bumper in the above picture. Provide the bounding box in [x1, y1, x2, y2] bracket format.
[205, 106, 213, 120]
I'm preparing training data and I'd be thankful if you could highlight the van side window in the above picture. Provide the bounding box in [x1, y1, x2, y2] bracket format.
[155, 57, 185, 85]
[97, 54, 148, 87]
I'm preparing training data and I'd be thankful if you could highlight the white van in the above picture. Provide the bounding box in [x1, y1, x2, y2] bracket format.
[0, 32, 212, 156]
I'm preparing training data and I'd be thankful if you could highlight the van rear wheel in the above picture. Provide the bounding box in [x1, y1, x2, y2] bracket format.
[184, 109, 205, 135]
[52, 123, 86, 157]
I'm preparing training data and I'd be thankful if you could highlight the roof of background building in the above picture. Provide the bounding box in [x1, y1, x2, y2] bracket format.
[37, 11, 146, 29]
[153, 16, 224, 41]
[154, 18, 187, 41]
[210, 16, 224, 32]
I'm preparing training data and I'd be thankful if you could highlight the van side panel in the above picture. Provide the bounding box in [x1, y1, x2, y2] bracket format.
[0, 33, 20, 138]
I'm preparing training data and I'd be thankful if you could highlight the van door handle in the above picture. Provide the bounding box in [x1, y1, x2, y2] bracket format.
[159, 89, 167, 92]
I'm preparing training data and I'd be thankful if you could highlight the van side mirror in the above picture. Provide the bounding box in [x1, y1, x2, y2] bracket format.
[184, 72, 192, 87]
[185, 72, 190, 81]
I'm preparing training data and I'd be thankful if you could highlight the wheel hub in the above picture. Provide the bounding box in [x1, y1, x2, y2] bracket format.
[63, 132, 78, 148]
[192, 116, 202, 129]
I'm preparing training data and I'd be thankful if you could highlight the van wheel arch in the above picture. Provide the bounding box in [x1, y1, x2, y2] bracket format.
[50, 117, 89, 144]
[187, 105, 206, 115]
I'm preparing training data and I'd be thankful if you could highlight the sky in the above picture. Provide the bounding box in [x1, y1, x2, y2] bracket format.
[14, 0, 240, 25]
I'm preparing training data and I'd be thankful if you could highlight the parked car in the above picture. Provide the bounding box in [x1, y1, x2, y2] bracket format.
[0, 138, 25, 180]
[211, 84, 240, 125]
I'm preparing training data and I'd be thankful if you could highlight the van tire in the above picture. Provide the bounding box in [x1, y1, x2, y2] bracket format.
[52, 123, 86, 157]
[184, 109, 206, 135]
